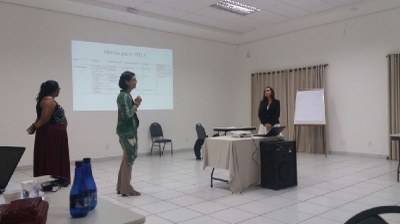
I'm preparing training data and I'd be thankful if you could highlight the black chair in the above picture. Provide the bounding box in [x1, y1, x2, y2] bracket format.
[150, 122, 173, 156]
[345, 206, 400, 224]
[194, 123, 207, 160]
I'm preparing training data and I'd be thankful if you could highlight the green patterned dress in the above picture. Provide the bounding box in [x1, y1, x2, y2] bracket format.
[116, 90, 138, 165]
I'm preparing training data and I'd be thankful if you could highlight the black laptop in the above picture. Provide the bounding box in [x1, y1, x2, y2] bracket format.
[253, 126, 286, 137]
[0, 146, 25, 194]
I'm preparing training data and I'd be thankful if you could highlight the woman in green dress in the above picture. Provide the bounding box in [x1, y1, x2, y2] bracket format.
[116, 71, 142, 196]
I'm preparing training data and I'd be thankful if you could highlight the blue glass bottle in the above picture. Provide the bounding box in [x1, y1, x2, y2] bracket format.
[70, 161, 90, 218]
[83, 157, 97, 210]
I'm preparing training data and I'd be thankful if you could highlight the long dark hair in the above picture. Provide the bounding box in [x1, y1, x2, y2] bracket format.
[119, 71, 135, 90]
[262, 86, 275, 103]
[36, 80, 59, 102]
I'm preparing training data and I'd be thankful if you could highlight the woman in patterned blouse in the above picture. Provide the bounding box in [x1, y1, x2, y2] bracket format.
[116, 71, 142, 196]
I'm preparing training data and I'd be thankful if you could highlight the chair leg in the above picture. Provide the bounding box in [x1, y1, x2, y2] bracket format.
[171, 142, 173, 155]
[162, 143, 166, 155]
[159, 143, 162, 157]
[150, 143, 154, 156]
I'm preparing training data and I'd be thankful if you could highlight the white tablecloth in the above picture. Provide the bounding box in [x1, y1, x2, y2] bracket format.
[203, 136, 264, 193]
[1, 182, 145, 224]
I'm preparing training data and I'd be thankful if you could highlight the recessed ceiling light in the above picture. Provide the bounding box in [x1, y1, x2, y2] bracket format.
[210, 0, 261, 16]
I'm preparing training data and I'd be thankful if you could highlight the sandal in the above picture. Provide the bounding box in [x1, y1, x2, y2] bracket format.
[121, 190, 141, 197]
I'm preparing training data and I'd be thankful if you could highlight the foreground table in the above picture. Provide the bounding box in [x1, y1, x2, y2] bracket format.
[47, 187, 145, 224]
[203, 136, 264, 193]
[1, 183, 145, 224]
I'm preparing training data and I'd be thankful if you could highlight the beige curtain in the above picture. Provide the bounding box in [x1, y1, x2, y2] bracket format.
[388, 54, 400, 160]
[251, 71, 288, 131]
[251, 64, 327, 154]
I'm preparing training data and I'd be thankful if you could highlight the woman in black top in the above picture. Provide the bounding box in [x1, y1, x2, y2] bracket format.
[27, 80, 70, 185]
[258, 86, 280, 134]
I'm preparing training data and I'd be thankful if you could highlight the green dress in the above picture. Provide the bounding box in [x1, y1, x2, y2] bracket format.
[116, 90, 138, 165]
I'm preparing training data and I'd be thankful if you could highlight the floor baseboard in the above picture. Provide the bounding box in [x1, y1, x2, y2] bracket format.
[16, 148, 194, 171]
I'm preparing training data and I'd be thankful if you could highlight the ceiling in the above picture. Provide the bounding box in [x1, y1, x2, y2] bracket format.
[2, 0, 400, 44]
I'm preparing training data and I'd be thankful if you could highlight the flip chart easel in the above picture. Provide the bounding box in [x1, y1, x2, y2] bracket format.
[294, 89, 327, 156]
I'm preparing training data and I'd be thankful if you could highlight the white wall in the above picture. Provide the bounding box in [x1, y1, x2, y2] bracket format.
[0, 3, 239, 166]
[2, 3, 400, 167]
[237, 8, 400, 156]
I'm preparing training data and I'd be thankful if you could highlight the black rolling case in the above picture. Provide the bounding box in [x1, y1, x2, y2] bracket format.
[260, 140, 297, 190]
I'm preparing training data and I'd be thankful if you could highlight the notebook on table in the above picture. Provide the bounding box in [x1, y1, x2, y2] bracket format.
[0, 146, 25, 194]
[253, 126, 286, 137]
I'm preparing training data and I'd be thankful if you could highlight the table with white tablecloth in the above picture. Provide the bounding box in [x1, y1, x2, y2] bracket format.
[0, 182, 145, 224]
[203, 136, 265, 193]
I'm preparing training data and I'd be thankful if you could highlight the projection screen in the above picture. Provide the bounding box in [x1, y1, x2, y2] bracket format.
[72, 40, 173, 111]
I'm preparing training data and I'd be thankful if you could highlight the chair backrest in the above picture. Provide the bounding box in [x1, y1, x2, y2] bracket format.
[195, 123, 207, 140]
[150, 122, 164, 139]
[345, 206, 400, 224]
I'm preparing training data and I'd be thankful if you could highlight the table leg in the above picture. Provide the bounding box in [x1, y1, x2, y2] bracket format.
[398, 159, 400, 182]
[210, 168, 228, 188]
[389, 136, 400, 182]
[211, 168, 214, 187]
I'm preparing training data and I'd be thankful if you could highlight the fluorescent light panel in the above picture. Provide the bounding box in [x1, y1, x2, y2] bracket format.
[210, 0, 261, 16]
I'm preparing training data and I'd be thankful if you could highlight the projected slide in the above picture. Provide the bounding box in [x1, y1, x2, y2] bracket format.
[72, 40, 173, 111]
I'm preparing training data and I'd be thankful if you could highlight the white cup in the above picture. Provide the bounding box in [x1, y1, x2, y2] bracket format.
[21, 180, 40, 198]
[3, 189, 21, 203]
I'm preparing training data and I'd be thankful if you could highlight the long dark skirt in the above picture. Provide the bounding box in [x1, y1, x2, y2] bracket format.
[33, 124, 71, 181]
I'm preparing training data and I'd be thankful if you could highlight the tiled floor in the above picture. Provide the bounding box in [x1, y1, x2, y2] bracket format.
[10, 150, 400, 224]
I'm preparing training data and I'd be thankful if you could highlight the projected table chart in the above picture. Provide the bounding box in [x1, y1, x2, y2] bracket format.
[203, 136, 264, 193]
[71, 40, 173, 111]
[390, 134, 400, 182]
[213, 126, 256, 136]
